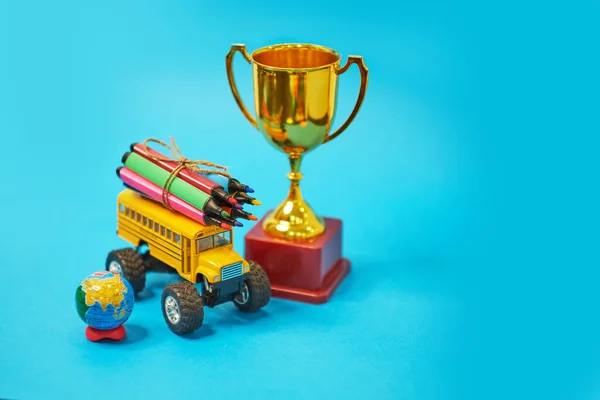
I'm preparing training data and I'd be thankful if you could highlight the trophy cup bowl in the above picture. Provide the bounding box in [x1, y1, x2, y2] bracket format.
[226, 43, 368, 303]
[226, 43, 368, 240]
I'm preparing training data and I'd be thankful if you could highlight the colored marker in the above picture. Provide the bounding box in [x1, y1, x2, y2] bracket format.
[121, 181, 146, 197]
[231, 191, 262, 206]
[117, 167, 232, 230]
[220, 214, 244, 228]
[126, 182, 233, 229]
[130, 143, 241, 208]
[222, 206, 258, 221]
[200, 172, 254, 194]
[122, 152, 230, 220]
[124, 182, 233, 229]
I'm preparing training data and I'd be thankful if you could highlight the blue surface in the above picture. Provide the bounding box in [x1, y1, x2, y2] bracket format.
[1, 1, 598, 399]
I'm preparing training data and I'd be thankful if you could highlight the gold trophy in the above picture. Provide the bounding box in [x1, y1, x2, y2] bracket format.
[226, 43, 368, 303]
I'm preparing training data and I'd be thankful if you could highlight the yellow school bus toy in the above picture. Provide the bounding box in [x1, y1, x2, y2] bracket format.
[105, 189, 271, 335]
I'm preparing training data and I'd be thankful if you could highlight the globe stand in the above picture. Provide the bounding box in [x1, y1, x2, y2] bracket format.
[86, 325, 126, 342]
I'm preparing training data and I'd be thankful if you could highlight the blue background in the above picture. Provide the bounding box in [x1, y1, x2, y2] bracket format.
[0, 1, 598, 399]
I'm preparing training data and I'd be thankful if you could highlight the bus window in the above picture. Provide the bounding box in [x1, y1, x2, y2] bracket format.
[136, 213, 142, 223]
[161, 226, 166, 236]
[125, 207, 130, 217]
[119, 204, 125, 213]
[149, 220, 154, 230]
[174, 234, 181, 244]
[143, 216, 148, 226]
[215, 231, 231, 247]
[167, 229, 172, 240]
[154, 223, 160, 233]
[196, 236, 213, 252]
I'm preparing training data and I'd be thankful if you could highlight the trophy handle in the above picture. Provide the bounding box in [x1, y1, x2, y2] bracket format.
[324, 56, 369, 143]
[226, 44, 258, 129]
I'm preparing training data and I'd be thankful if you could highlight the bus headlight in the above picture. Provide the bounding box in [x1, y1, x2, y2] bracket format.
[214, 275, 220, 282]
[244, 265, 249, 272]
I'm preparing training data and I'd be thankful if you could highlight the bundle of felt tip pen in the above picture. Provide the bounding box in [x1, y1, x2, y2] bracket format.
[116, 137, 261, 230]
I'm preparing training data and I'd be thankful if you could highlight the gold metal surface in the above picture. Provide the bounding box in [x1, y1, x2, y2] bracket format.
[226, 43, 368, 240]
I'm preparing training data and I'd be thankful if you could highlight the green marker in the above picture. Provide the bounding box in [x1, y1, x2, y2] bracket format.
[122, 152, 230, 219]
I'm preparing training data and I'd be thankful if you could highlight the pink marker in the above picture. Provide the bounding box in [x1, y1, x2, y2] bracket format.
[116, 167, 231, 229]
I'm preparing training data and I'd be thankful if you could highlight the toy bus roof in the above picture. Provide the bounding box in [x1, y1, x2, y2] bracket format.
[117, 189, 228, 238]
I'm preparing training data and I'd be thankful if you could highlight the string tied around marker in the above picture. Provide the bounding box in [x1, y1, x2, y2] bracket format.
[141, 136, 230, 210]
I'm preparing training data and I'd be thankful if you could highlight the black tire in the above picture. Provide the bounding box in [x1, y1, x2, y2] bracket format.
[161, 281, 204, 335]
[233, 261, 271, 312]
[106, 248, 146, 295]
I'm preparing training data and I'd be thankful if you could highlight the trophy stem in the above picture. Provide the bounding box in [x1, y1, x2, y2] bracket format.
[287, 154, 303, 201]
[262, 154, 326, 240]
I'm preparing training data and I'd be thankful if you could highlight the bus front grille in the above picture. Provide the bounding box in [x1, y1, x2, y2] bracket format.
[222, 262, 243, 281]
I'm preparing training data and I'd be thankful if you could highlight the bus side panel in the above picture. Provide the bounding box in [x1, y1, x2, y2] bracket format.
[118, 221, 193, 281]
[117, 220, 140, 247]
[150, 250, 188, 278]
[118, 220, 179, 257]
[182, 237, 191, 275]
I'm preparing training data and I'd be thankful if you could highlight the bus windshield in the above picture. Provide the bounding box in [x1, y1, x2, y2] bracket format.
[196, 231, 231, 253]
[214, 231, 231, 247]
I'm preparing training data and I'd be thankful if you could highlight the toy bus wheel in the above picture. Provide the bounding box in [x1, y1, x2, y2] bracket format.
[233, 261, 271, 313]
[161, 281, 204, 335]
[106, 248, 146, 295]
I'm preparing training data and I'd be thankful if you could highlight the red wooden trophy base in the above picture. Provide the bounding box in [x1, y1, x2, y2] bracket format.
[85, 325, 126, 342]
[245, 212, 350, 304]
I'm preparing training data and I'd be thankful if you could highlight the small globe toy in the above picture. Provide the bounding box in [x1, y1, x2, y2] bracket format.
[76, 271, 134, 341]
